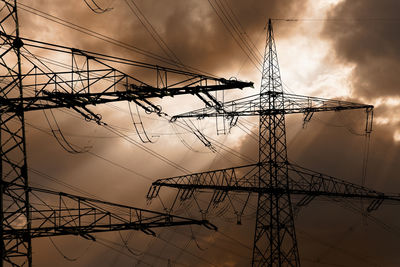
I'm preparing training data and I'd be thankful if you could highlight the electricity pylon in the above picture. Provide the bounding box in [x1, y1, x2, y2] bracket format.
[0, 1, 253, 266]
[147, 19, 400, 266]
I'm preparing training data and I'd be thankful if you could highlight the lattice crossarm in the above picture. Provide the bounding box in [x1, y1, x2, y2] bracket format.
[171, 92, 373, 120]
[286, 163, 400, 210]
[147, 163, 260, 200]
[171, 93, 261, 120]
[2, 182, 217, 240]
[282, 93, 373, 113]
[0, 37, 253, 119]
[17, 37, 254, 95]
[0, 77, 254, 127]
[0, 75, 253, 114]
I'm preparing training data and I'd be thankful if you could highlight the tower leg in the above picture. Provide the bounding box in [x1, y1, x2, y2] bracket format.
[252, 192, 300, 266]
[0, 1, 32, 266]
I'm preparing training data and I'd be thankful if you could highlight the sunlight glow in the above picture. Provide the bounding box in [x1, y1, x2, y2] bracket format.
[374, 97, 400, 108]
[394, 130, 400, 143]
[276, 0, 352, 99]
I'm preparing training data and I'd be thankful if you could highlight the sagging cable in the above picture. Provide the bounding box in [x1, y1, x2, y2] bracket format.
[83, 0, 114, 14]
[128, 101, 156, 143]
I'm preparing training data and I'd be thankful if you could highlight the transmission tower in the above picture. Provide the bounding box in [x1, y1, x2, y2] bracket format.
[147, 19, 400, 266]
[0, 1, 253, 266]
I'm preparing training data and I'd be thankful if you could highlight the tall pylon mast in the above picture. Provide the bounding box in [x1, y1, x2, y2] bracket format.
[0, 1, 32, 265]
[254, 19, 299, 266]
[147, 19, 399, 266]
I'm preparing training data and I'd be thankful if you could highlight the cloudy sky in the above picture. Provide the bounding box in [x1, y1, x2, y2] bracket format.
[9, 0, 400, 266]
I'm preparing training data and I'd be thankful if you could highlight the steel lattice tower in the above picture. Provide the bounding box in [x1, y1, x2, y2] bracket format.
[254, 19, 299, 266]
[0, 1, 32, 264]
[0, 1, 253, 266]
[147, 19, 400, 266]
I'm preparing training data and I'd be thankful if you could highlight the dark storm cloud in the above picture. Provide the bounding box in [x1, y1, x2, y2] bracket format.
[323, 0, 400, 99]
[157, 0, 307, 73]
[20, 0, 307, 76]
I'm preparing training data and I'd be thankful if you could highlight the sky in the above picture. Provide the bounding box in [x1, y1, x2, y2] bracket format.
[5, 0, 400, 266]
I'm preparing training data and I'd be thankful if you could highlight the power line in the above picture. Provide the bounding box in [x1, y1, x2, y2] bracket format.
[19, 1, 216, 76]
[83, 0, 114, 14]
[103, 123, 193, 174]
[207, 0, 262, 73]
[95, 235, 191, 267]
[21, 36, 216, 78]
[220, 0, 263, 58]
[214, 0, 262, 60]
[49, 236, 92, 262]
[124, 0, 181, 65]
[25, 120, 155, 182]
[272, 17, 400, 22]
[156, 234, 217, 267]
[94, 237, 153, 266]
[170, 118, 255, 163]
[17, 3, 179, 68]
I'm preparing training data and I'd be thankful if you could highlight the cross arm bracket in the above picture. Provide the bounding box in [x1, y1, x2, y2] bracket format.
[147, 161, 400, 212]
[171, 91, 373, 120]
[2, 182, 217, 240]
[147, 163, 260, 200]
[286, 163, 400, 210]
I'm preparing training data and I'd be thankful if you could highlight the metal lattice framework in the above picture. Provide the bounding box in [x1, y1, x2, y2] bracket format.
[0, 1, 32, 265]
[2, 37, 252, 120]
[3, 182, 216, 240]
[0, 1, 253, 266]
[147, 19, 398, 266]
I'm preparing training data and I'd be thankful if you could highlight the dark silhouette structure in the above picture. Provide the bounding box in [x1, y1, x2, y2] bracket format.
[0, 1, 253, 266]
[147, 19, 400, 266]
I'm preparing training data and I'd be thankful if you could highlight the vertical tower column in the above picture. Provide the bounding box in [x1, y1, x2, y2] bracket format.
[0, 1, 32, 266]
[252, 19, 300, 266]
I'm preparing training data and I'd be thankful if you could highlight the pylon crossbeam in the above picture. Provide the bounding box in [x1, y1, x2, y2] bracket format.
[149, 161, 400, 203]
[171, 91, 373, 120]
[2, 182, 216, 240]
[0, 39, 252, 119]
